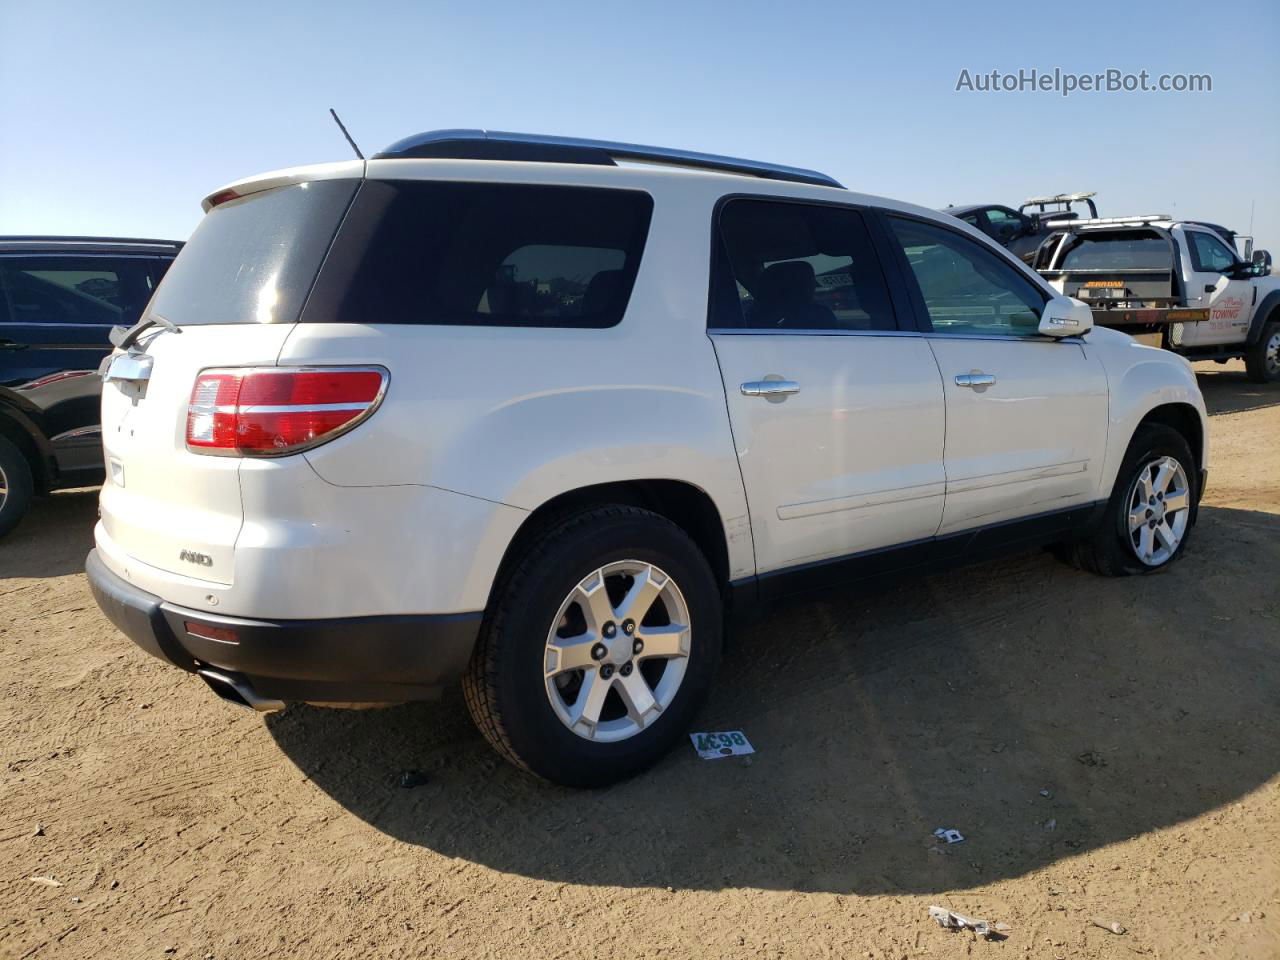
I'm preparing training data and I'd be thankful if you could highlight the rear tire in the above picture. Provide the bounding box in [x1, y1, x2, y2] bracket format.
[0, 435, 34, 540]
[1062, 424, 1197, 577]
[1244, 320, 1280, 383]
[463, 505, 722, 788]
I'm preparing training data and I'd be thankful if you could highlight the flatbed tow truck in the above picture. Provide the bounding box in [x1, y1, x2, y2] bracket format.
[1034, 214, 1280, 382]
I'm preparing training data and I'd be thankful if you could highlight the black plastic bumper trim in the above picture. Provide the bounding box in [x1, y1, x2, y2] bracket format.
[85, 549, 482, 702]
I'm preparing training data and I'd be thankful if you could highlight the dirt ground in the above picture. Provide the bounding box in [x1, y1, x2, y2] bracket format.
[2, 360, 1277, 960]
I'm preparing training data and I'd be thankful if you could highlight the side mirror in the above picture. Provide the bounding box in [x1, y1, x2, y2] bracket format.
[1039, 295, 1093, 338]
[1252, 249, 1273, 276]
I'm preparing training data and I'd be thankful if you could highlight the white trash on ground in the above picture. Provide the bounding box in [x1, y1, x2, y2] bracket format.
[929, 906, 1010, 939]
[690, 731, 754, 759]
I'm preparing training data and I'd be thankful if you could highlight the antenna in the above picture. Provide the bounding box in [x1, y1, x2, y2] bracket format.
[329, 108, 364, 160]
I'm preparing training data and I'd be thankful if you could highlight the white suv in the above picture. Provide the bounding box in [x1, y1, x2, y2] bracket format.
[88, 131, 1209, 787]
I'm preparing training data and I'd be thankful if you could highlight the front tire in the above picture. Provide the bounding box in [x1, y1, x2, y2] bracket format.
[1063, 424, 1197, 577]
[1244, 320, 1280, 383]
[0, 435, 35, 540]
[463, 505, 722, 787]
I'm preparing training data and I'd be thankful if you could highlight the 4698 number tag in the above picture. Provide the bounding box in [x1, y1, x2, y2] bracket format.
[690, 731, 754, 759]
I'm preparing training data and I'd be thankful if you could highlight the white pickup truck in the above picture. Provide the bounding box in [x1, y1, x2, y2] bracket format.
[1034, 216, 1279, 381]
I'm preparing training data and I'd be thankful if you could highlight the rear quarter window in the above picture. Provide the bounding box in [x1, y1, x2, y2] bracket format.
[305, 181, 654, 328]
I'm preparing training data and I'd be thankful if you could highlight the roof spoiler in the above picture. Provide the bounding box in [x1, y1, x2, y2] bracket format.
[200, 160, 365, 213]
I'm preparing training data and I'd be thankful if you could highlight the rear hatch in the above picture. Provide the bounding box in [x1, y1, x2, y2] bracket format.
[98, 173, 360, 584]
[1042, 228, 1180, 307]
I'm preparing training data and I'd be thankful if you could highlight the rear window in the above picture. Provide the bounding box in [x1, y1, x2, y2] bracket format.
[147, 179, 359, 325]
[304, 181, 653, 328]
[1059, 230, 1171, 271]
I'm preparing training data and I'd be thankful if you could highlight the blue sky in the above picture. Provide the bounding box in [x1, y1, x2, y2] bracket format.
[2, 0, 1277, 250]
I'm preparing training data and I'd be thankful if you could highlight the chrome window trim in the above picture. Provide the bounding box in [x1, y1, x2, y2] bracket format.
[0, 321, 117, 328]
[0, 253, 174, 260]
[709, 327, 921, 338]
[922, 331, 1074, 343]
[708, 327, 1084, 344]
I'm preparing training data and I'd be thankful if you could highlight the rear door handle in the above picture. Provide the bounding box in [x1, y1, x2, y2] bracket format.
[955, 373, 996, 388]
[741, 379, 800, 402]
[0, 338, 28, 351]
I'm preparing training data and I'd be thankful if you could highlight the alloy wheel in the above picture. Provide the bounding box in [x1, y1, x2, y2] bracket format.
[1266, 331, 1280, 377]
[1126, 455, 1190, 566]
[544, 560, 692, 743]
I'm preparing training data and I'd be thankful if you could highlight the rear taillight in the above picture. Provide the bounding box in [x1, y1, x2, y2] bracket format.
[186, 366, 387, 457]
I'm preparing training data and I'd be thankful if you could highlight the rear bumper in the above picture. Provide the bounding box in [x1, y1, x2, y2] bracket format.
[86, 549, 481, 703]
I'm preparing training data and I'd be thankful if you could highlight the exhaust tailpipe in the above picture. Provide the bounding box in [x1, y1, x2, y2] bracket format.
[197, 668, 285, 713]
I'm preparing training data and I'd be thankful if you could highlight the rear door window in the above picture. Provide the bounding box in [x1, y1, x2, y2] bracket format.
[709, 198, 897, 332]
[308, 182, 654, 328]
[0, 257, 158, 326]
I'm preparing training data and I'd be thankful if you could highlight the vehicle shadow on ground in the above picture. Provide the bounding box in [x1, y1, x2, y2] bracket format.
[0, 488, 98, 579]
[267, 503, 1280, 895]
[1195, 365, 1280, 416]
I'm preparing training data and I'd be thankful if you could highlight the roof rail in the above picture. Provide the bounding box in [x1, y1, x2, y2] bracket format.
[373, 129, 844, 189]
[1044, 214, 1170, 229]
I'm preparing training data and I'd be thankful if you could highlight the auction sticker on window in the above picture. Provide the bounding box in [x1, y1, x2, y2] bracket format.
[690, 731, 755, 759]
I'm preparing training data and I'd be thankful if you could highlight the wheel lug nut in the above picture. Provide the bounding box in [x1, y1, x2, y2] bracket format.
[591, 643, 608, 661]
[602, 622, 617, 639]
[620, 662, 633, 676]
[622, 619, 636, 636]
[600, 664, 615, 679]
[633, 639, 644, 655]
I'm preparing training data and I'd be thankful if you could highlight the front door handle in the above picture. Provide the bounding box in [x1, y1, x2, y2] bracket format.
[955, 373, 997, 388]
[741, 379, 800, 402]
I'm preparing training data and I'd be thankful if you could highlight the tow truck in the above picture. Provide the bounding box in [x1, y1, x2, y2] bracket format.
[1034, 214, 1279, 382]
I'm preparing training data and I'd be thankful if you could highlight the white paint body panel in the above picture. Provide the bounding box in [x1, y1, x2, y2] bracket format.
[710, 333, 945, 570]
[927, 337, 1109, 533]
[1082, 326, 1209, 494]
[94, 157, 1208, 625]
[98, 324, 293, 586]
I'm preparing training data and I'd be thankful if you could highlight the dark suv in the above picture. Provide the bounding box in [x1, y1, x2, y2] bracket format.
[0, 236, 181, 536]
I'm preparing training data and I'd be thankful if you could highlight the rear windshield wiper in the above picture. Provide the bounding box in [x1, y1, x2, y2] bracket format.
[109, 313, 182, 351]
